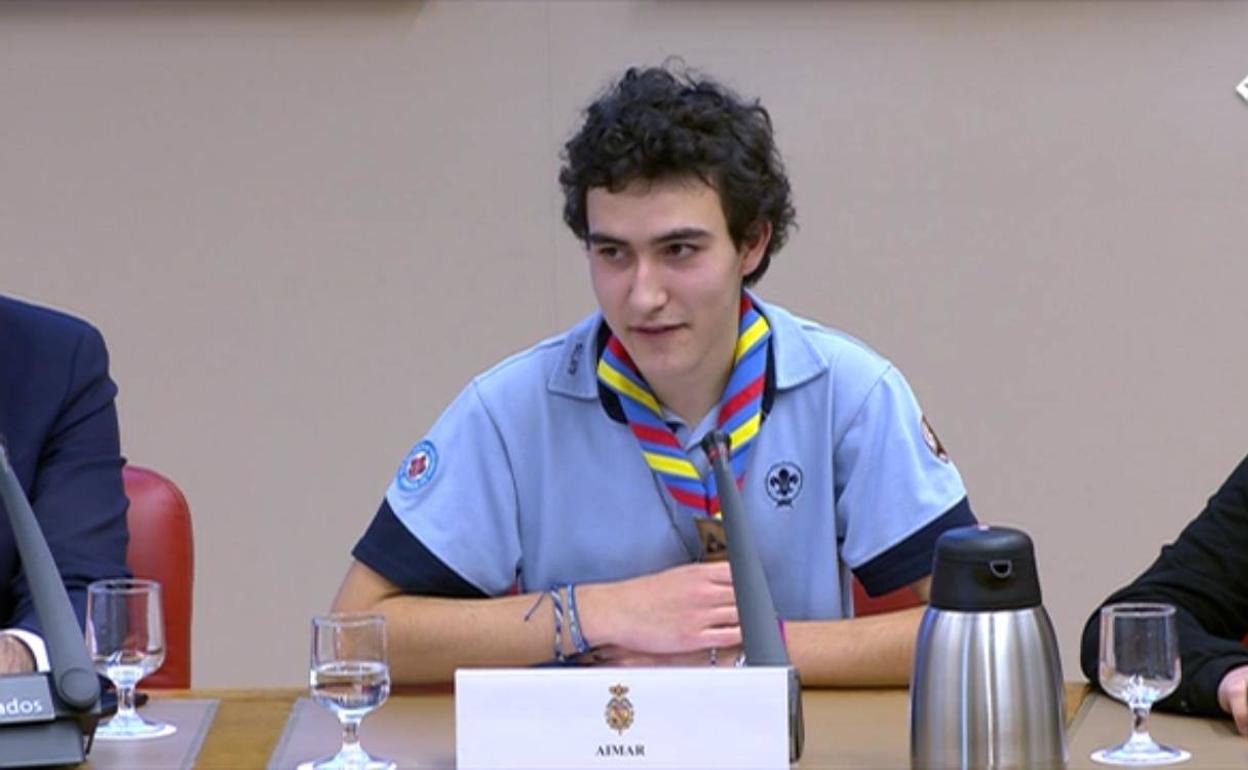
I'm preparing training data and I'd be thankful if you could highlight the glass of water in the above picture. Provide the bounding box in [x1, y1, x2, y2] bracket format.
[299, 613, 395, 770]
[1092, 602, 1191, 765]
[85, 578, 176, 740]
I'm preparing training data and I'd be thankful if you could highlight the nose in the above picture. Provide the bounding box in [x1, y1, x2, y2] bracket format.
[629, 254, 668, 314]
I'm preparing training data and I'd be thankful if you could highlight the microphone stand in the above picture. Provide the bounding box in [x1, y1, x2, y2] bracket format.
[700, 431, 804, 763]
[0, 444, 100, 768]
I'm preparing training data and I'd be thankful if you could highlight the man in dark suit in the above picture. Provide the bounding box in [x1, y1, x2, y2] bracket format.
[0, 295, 129, 673]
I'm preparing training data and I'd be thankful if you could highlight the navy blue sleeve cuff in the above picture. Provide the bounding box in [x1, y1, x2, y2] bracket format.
[351, 499, 487, 599]
[854, 496, 977, 596]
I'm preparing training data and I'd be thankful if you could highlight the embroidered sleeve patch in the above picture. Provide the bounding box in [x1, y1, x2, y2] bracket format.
[396, 440, 438, 492]
[921, 416, 950, 462]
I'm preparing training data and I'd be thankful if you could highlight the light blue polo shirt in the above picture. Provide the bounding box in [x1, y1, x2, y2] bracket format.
[353, 298, 973, 620]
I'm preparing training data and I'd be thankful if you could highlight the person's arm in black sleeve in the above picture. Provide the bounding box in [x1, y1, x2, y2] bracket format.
[10, 323, 131, 637]
[350, 498, 488, 599]
[1080, 455, 1248, 718]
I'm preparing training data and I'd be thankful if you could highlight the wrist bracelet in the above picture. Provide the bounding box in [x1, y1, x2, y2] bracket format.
[565, 583, 593, 655]
[548, 587, 566, 662]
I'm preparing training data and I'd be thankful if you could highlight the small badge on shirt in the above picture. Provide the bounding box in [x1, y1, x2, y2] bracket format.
[765, 462, 803, 507]
[396, 440, 438, 492]
[921, 416, 950, 462]
[695, 517, 729, 562]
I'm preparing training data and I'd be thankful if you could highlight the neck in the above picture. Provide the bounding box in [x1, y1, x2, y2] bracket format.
[647, 329, 738, 428]
[650, 374, 728, 429]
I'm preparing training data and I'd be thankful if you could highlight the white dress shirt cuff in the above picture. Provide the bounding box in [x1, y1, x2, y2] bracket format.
[0, 628, 51, 672]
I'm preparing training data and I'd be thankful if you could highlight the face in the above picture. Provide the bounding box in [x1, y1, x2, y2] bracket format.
[585, 176, 767, 404]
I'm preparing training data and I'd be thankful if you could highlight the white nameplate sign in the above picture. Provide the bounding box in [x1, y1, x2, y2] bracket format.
[455, 667, 791, 769]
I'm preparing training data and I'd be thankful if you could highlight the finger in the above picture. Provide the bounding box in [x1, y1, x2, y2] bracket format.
[699, 591, 738, 613]
[700, 561, 735, 584]
[1233, 695, 1248, 737]
[694, 581, 738, 607]
[703, 604, 740, 628]
[699, 625, 743, 649]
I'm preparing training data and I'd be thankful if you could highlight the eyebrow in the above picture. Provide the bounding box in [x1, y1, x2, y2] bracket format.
[653, 227, 713, 244]
[587, 232, 628, 246]
[586, 227, 714, 247]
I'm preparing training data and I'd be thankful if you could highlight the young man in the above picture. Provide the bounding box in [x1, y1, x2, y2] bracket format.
[0, 295, 130, 674]
[1081, 454, 1248, 737]
[334, 66, 975, 685]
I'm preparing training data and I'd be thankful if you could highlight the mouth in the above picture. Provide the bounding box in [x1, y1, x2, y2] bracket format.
[630, 323, 684, 339]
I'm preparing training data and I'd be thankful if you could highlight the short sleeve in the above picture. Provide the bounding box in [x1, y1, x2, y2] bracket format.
[834, 366, 970, 591]
[360, 381, 522, 596]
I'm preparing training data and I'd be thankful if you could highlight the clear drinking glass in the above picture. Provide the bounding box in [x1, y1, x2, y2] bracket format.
[85, 578, 176, 740]
[1092, 602, 1191, 765]
[298, 613, 395, 770]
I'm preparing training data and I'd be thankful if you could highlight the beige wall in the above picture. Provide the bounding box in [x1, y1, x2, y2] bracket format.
[2, 0, 1245, 687]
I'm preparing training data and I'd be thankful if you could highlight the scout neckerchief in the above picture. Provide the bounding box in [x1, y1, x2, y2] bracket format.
[596, 294, 771, 518]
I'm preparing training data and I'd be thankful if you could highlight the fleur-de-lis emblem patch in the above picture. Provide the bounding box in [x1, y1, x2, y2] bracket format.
[604, 683, 634, 734]
[766, 462, 803, 507]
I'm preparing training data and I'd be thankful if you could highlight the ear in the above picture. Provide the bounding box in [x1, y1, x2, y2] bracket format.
[739, 221, 772, 277]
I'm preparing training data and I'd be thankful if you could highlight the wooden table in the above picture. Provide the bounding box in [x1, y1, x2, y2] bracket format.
[160, 688, 302, 768]
[154, 683, 1093, 768]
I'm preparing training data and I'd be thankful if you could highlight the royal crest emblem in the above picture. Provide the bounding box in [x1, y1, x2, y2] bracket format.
[604, 683, 634, 735]
[765, 462, 803, 507]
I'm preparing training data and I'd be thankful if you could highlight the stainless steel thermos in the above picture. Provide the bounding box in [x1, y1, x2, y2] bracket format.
[910, 525, 1067, 770]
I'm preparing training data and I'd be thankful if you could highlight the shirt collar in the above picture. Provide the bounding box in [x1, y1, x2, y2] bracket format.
[546, 312, 604, 400]
[751, 293, 827, 390]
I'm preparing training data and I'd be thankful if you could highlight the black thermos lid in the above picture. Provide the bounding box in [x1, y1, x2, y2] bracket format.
[928, 525, 1043, 611]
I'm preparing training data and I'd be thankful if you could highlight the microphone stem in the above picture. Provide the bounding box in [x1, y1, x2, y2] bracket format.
[700, 431, 790, 666]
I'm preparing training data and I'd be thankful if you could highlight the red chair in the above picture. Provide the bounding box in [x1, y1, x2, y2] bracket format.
[122, 465, 194, 688]
[853, 579, 922, 616]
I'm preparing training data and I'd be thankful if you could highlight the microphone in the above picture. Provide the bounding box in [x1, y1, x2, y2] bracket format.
[700, 430, 804, 761]
[0, 443, 100, 767]
[700, 431, 788, 665]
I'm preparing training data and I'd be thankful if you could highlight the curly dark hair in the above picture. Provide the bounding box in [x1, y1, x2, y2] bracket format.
[559, 65, 796, 286]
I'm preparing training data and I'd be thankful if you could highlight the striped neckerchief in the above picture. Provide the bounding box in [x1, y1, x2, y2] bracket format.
[596, 295, 771, 518]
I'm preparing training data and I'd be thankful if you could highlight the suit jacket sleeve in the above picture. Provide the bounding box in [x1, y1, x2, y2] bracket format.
[1080, 455, 1248, 716]
[10, 323, 130, 636]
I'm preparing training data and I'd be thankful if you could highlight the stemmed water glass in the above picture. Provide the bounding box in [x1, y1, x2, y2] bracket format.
[85, 578, 177, 740]
[298, 613, 395, 770]
[1092, 602, 1191, 765]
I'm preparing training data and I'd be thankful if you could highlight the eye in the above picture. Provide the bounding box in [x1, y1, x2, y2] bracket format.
[666, 242, 698, 259]
[593, 245, 624, 262]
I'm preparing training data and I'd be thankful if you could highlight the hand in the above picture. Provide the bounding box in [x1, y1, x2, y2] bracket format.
[578, 562, 740, 655]
[1218, 664, 1248, 737]
[0, 635, 36, 674]
[576, 643, 744, 668]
